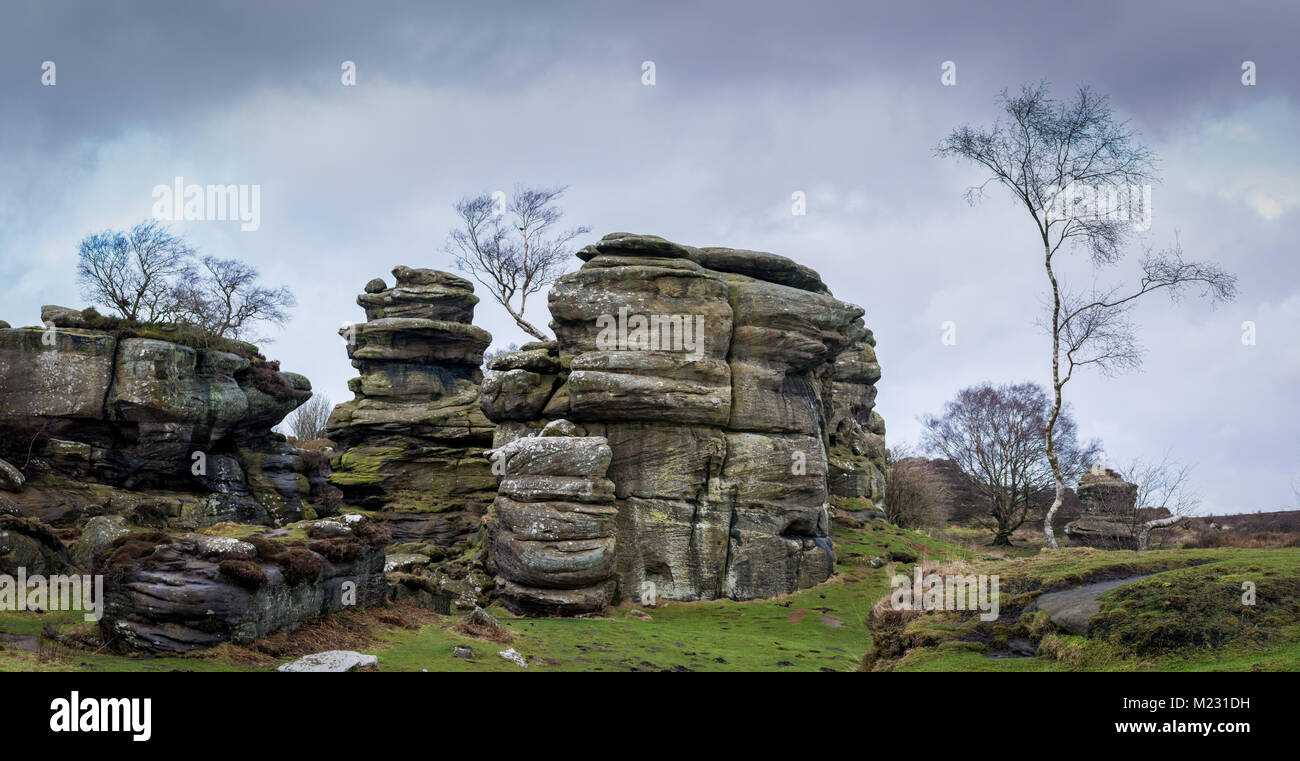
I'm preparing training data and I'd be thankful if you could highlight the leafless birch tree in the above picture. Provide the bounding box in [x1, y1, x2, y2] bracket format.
[939, 83, 1236, 548]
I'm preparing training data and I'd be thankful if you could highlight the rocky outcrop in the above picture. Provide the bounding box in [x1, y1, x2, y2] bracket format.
[1064, 467, 1141, 549]
[482, 233, 883, 607]
[0, 308, 319, 530]
[326, 267, 496, 551]
[487, 426, 618, 615]
[98, 517, 389, 653]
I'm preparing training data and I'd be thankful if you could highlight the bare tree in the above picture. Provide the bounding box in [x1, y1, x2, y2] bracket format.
[445, 185, 590, 341]
[76, 220, 194, 322]
[922, 382, 1100, 546]
[1121, 456, 1200, 550]
[173, 256, 295, 342]
[939, 83, 1236, 548]
[882, 442, 946, 529]
[285, 393, 332, 442]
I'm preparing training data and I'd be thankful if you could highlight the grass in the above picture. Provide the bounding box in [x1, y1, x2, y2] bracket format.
[4, 520, 1298, 672]
[879, 546, 1300, 672]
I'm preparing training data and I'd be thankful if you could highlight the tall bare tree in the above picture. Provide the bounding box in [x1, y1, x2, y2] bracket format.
[445, 185, 589, 341]
[76, 220, 194, 322]
[172, 256, 295, 342]
[939, 83, 1236, 548]
[922, 382, 1100, 545]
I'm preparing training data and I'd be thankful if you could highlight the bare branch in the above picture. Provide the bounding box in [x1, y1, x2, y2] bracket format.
[444, 185, 589, 340]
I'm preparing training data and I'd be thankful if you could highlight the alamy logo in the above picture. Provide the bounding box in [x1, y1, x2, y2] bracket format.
[49, 691, 151, 742]
[595, 306, 706, 360]
[151, 176, 261, 231]
[890, 568, 1000, 622]
[0, 569, 103, 621]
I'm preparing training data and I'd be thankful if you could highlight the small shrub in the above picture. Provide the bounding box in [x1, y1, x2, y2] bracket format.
[245, 536, 286, 559]
[95, 531, 171, 576]
[236, 360, 306, 402]
[352, 520, 393, 546]
[276, 547, 328, 585]
[309, 538, 365, 563]
[219, 559, 268, 591]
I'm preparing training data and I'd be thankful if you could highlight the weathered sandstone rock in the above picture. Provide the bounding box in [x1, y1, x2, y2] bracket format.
[1064, 467, 1144, 549]
[327, 268, 496, 551]
[98, 519, 389, 653]
[487, 427, 618, 615]
[0, 309, 317, 528]
[482, 233, 885, 606]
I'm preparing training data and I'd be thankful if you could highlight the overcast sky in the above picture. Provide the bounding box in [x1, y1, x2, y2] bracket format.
[2, 1, 1296, 514]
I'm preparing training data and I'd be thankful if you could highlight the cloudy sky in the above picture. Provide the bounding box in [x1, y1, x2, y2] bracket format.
[2, 1, 1296, 514]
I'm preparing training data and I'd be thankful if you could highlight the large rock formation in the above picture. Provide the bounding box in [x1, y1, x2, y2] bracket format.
[0, 308, 323, 529]
[326, 267, 496, 551]
[0, 307, 390, 652]
[481, 233, 884, 606]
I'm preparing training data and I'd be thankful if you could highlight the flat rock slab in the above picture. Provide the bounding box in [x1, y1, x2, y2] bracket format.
[1028, 575, 1150, 635]
[277, 651, 378, 672]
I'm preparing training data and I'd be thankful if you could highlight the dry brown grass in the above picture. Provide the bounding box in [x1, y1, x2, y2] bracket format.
[451, 616, 514, 645]
[194, 601, 441, 666]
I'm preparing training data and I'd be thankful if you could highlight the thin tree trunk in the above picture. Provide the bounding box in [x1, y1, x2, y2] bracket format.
[504, 302, 548, 341]
[1043, 239, 1066, 549]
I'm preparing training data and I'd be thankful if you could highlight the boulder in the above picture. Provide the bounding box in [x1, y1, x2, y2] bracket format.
[277, 650, 379, 672]
[0, 513, 70, 576]
[0, 457, 22, 492]
[69, 515, 129, 569]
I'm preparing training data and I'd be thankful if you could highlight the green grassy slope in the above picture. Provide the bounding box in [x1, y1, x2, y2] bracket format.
[3, 521, 1296, 672]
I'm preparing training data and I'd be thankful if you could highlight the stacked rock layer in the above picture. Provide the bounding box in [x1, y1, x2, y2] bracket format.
[482, 233, 886, 605]
[488, 423, 618, 615]
[326, 267, 496, 550]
